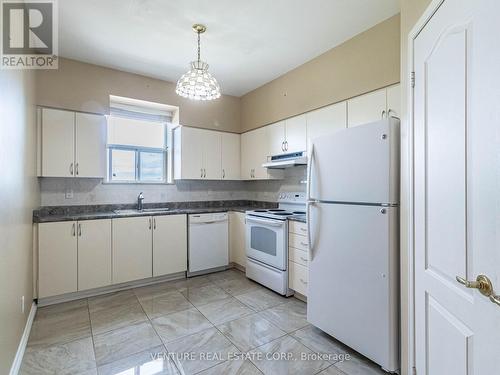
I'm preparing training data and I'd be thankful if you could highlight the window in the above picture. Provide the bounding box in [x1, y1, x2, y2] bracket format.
[106, 96, 174, 183]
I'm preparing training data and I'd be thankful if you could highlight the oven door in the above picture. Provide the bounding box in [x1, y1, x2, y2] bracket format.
[245, 215, 287, 270]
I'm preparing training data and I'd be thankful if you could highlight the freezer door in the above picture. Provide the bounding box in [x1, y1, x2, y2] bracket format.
[309, 118, 399, 204]
[307, 202, 399, 372]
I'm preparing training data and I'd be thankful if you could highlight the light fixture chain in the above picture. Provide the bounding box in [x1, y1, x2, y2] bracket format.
[197, 31, 201, 62]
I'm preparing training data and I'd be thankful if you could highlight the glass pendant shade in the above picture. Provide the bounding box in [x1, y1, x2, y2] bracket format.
[176, 60, 221, 101]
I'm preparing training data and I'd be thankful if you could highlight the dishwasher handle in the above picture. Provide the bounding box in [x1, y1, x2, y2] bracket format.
[190, 217, 228, 224]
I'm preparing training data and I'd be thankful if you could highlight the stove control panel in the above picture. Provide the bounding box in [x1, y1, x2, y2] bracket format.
[278, 191, 306, 203]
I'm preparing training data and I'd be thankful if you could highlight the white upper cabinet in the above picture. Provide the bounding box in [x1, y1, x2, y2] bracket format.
[267, 121, 286, 155]
[347, 88, 387, 128]
[75, 113, 106, 178]
[174, 126, 204, 179]
[267, 115, 307, 155]
[221, 132, 240, 180]
[202, 129, 222, 179]
[40, 108, 75, 177]
[39, 107, 106, 178]
[386, 84, 401, 119]
[285, 114, 307, 153]
[306, 101, 347, 153]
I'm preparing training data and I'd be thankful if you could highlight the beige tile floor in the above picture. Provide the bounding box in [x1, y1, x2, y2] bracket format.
[20, 269, 388, 375]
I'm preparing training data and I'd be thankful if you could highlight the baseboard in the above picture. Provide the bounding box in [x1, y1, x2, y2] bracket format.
[230, 262, 246, 272]
[9, 302, 37, 375]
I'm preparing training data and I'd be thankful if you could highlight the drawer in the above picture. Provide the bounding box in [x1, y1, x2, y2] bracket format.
[289, 220, 308, 236]
[289, 232, 309, 251]
[289, 247, 309, 267]
[289, 261, 308, 296]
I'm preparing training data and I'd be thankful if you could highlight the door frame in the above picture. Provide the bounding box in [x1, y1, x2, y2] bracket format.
[402, 1, 446, 374]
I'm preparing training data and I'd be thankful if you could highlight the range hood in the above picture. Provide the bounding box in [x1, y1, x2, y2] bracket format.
[262, 151, 308, 169]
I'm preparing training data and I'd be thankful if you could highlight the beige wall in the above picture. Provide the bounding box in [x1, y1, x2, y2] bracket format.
[240, 14, 401, 132]
[36, 58, 241, 133]
[0, 70, 39, 373]
[399, 1, 432, 375]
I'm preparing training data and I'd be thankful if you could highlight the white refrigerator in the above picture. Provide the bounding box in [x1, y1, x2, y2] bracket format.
[306, 118, 400, 373]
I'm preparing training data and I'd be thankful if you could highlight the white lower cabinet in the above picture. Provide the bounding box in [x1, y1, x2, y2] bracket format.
[112, 216, 153, 284]
[153, 215, 187, 277]
[288, 221, 309, 297]
[77, 219, 112, 290]
[38, 221, 78, 298]
[229, 211, 246, 267]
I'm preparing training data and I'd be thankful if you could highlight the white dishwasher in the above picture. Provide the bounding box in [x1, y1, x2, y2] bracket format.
[188, 212, 229, 276]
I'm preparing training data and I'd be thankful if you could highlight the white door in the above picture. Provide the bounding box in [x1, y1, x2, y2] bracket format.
[253, 126, 272, 179]
[347, 88, 386, 128]
[77, 219, 112, 290]
[306, 101, 347, 155]
[309, 118, 399, 204]
[267, 121, 285, 155]
[307, 203, 399, 372]
[179, 127, 204, 179]
[202, 129, 222, 179]
[153, 215, 187, 277]
[414, 1, 500, 374]
[285, 114, 307, 153]
[112, 217, 153, 283]
[75, 112, 106, 178]
[38, 221, 78, 298]
[41, 108, 75, 177]
[221, 132, 240, 180]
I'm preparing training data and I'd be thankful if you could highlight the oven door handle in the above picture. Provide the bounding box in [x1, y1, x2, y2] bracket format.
[246, 216, 285, 227]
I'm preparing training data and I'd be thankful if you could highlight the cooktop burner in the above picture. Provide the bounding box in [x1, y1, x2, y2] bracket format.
[293, 211, 306, 215]
[268, 209, 286, 212]
[275, 212, 293, 216]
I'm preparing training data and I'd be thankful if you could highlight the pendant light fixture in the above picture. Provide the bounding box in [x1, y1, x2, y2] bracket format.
[176, 24, 221, 101]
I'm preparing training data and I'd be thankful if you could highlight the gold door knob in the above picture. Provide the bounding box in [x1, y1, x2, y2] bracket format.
[456, 275, 493, 296]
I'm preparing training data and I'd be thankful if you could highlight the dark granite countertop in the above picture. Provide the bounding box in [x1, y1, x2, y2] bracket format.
[33, 200, 278, 223]
[288, 215, 307, 223]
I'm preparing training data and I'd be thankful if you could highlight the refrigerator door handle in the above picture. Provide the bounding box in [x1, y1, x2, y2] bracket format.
[306, 143, 315, 201]
[307, 201, 315, 260]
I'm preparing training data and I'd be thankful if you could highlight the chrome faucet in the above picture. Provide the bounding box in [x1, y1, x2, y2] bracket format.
[137, 192, 144, 211]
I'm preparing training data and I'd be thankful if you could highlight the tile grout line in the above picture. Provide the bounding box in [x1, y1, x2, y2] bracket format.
[85, 297, 99, 373]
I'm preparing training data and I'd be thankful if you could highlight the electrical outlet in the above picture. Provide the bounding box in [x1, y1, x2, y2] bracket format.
[21, 296, 25, 314]
[65, 188, 73, 199]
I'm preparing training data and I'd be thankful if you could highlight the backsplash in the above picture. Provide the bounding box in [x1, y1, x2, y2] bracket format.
[39, 166, 306, 206]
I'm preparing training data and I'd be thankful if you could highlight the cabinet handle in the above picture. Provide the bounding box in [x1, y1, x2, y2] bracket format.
[153, 218, 156, 230]
[204, 168, 207, 178]
[300, 241, 308, 247]
[281, 141, 285, 152]
[222, 169, 225, 179]
[285, 141, 288, 151]
[381, 110, 386, 118]
[300, 278, 308, 285]
[300, 227, 307, 232]
[200, 168, 203, 178]
[78, 223, 82, 236]
[300, 256, 308, 262]
[75, 163, 79, 176]
[72, 223, 76, 236]
[148, 218, 152, 230]
[69, 163, 74, 176]
[387, 109, 399, 119]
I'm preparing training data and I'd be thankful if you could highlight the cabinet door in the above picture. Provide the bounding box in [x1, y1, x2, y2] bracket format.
[179, 127, 204, 179]
[240, 131, 253, 180]
[202, 130, 222, 179]
[285, 114, 307, 153]
[112, 217, 153, 284]
[306, 101, 347, 153]
[153, 215, 187, 277]
[41, 108, 75, 177]
[221, 132, 240, 180]
[75, 113, 106, 178]
[38, 221, 78, 298]
[347, 88, 387, 128]
[267, 121, 285, 155]
[77, 219, 112, 291]
[253, 126, 271, 179]
[386, 84, 401, 119]
[229, 212, 246, 267]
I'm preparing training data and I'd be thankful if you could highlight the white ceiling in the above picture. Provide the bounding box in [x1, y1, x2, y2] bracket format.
[59, 0, 400, 97]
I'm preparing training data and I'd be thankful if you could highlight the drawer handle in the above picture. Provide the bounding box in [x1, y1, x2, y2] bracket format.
[300, 278, 308, 285]
[300, 257, 308, 262]
[300, 241, 308, 247]
[300, 227, 307, 232]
